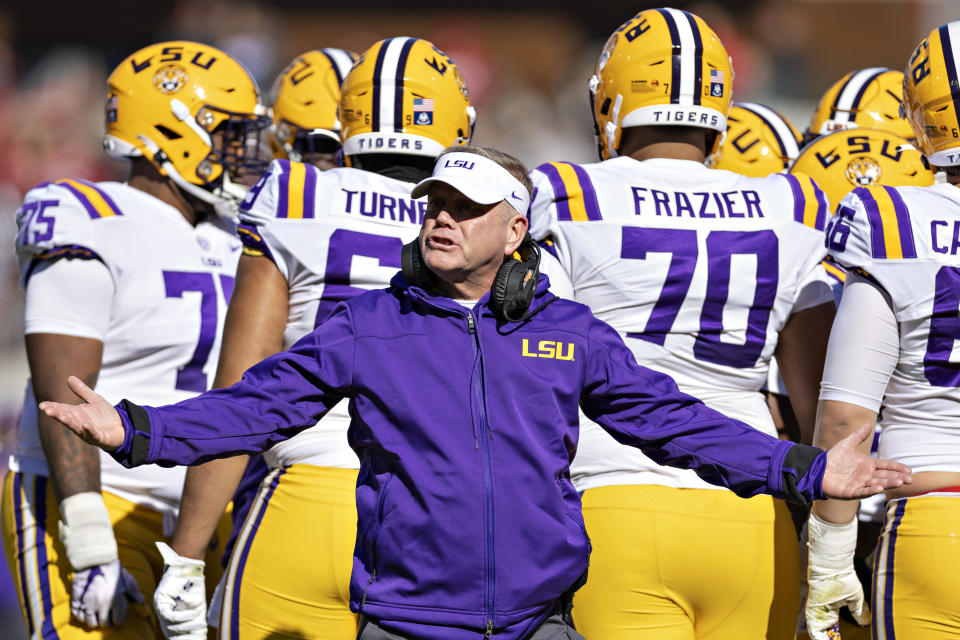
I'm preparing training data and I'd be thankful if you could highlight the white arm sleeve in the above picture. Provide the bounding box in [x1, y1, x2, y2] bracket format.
[819, 273, 899, 412]
[24, 257, 113, 340]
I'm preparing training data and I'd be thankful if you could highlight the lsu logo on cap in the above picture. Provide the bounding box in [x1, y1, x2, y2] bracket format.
[444, 158, 474, 169]
[414, 98, 434, 125]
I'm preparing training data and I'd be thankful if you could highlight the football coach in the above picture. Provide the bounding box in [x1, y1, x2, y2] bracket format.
[40, 146, 911, 640]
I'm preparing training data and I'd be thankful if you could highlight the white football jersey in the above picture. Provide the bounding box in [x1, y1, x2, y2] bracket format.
[826, 183, 960, 473]
[529, 157, 830, 490]
[237, 160, 425, 469]
[14, 179, 240, 514]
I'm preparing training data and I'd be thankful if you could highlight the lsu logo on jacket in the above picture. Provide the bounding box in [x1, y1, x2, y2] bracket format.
[522, 339, 574, 361]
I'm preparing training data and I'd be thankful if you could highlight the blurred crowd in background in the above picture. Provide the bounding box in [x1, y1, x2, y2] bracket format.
[0, 0, 956, 635]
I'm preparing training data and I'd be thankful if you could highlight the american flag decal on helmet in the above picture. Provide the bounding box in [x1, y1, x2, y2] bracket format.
[710, 69, 724, 97]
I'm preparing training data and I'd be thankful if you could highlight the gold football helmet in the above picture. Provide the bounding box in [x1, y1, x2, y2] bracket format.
[591, 8, 733, 160]
[709, 102, 801, 176]
[340, 37, 475, 162]
[904, 22, 960, 167]
[805, 68, 913, 144]
[790, 128, 933, 211]
[270, 48, 357, 166]
[104, 41, 270, 217]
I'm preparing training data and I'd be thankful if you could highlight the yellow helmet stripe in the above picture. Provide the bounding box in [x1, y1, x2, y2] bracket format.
[371, 37, 417, 134]
[937, 25, 960, 132]
[829, 68, 890, 124]
[55, 179, 122, 219]
[656, 8, 704, 106]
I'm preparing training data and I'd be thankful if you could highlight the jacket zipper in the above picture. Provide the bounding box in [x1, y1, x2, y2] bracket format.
[467, 312, 496, 634]
[360, 471, 395, 610]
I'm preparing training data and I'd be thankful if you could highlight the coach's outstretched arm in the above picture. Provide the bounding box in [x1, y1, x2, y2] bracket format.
[40, 303, 358, 467]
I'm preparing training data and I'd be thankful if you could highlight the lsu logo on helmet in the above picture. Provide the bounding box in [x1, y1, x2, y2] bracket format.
[270, 48, 357, 163]
[103, 41, 271, 217]
[709, 102, 801, 177]
[805, 68, 912, 144]
[590, 8, 733, 160]
[904, 22, 960, 166]
[340, 37, 475, 161]
[791, 128, 933, 210]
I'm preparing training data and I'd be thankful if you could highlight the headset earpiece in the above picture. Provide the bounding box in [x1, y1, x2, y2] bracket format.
[401, 239, 436, 290]
[489, 234, 540, 323]
[402, 234, 540, 322]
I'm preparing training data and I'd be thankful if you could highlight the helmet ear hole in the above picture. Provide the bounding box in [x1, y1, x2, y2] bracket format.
[600, 98, 612, 116]
[155, 125, 182, 140]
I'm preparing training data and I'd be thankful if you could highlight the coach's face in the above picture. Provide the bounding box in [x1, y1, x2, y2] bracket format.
[420, 182, 527, 299]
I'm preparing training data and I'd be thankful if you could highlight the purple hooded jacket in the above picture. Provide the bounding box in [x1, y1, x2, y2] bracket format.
[110, 273, 824, 640]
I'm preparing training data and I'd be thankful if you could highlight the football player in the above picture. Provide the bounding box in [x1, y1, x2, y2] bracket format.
[0, 41, 268, 639]
[268, 48, 357, 169]
[528, 9, 835, 638]
[803, 68, 914, 146]
[805, 22, 960, 640]
[789, 127, 932, 640]
[196, 47, 359, 630]
[709, 102, 802, 177]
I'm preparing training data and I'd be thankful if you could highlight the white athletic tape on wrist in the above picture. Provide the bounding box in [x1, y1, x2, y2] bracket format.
[807, 512, 858, 574]
[156, 541, 205, 574]
[58, 492, 118, 570]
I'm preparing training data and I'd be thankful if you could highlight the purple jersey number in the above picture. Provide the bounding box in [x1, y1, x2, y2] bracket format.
[621, 228, 697, 345]
[923, 266, 960, 387]
[625, 228, 779, 369]
[826, 205, 855, 254]
[314, 229, 404, 325]
[18, 200, 59, 245]
[163, 271, 234, 392]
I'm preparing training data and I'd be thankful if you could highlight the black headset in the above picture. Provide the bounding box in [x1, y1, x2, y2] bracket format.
[401, 233, 541, 323]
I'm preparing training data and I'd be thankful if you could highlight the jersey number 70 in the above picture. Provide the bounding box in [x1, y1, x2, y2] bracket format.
[622, 227, 779, 369]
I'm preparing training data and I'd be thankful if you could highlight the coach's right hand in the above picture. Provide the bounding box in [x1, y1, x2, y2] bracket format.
[39, 375, 124, 450]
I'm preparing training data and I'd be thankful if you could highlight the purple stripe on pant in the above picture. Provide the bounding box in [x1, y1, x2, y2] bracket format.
[33, 475, 59, 639]
[229, 467, 287, 640]
[873, 499, 907, 640]
[12, 473, 34, 636]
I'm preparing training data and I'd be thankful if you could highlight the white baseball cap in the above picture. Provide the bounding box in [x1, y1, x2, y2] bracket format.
[411, 151, 530, 214]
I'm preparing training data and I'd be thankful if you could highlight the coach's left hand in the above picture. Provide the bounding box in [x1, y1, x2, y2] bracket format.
[39, 375, 125, 451]
[821, 422, 911, 499]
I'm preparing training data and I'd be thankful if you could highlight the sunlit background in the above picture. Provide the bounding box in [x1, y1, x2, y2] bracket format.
[0, 0, 957, 636]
